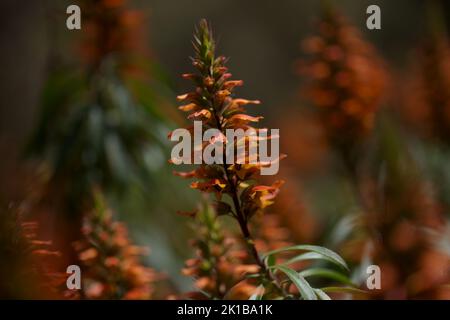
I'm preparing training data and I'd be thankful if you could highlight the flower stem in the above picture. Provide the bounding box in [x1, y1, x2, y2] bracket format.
[210, 105, 287, 297]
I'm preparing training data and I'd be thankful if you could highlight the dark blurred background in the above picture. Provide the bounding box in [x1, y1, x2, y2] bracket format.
[2, 0, 450, 197]
[1, 0, 450, 293]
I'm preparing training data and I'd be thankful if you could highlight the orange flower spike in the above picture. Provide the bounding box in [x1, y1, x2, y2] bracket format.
[172, 19, 284, 222]
[74, 199, 159, 300]
[404, 38, 450, 142]
[172, 19, 287, 298]
[300, 9, 387, 162]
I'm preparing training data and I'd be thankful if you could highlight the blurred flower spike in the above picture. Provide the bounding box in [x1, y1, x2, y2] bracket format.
[299, 8, 387, 164]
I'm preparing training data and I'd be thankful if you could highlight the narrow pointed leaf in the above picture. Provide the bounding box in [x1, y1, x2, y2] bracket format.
[249, 285, 265, 300]
[264, 245, 348, 271]
[321, 286, 367, 295]
[299, 268, 354, 286]
[314, 288, 332, 300]
[275, 265, 317, 300]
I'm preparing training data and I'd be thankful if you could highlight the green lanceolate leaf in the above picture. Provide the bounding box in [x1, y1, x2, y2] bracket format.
[274, 265, 317, 300]
[299, 268, 354, 286]
[264, 245, 348, 271]
[282, 252, 334, 267]
[321, 286, 367, 295]
[314, 288, 332, 300]
[264, 253, 276, 269]
[249, 285, 265, 300]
